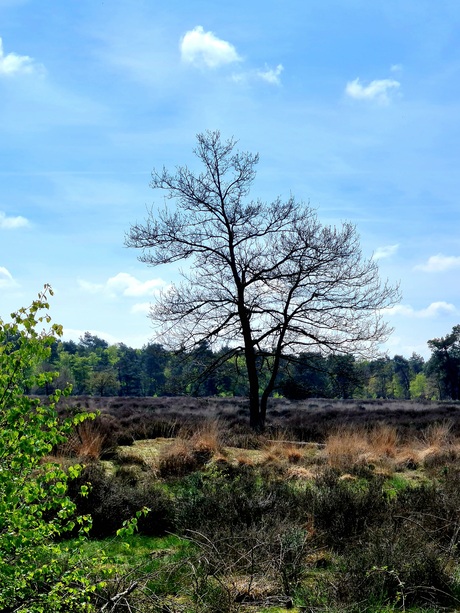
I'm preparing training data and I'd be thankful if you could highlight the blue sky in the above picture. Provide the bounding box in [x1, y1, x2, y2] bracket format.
[1, 0, 460, 359]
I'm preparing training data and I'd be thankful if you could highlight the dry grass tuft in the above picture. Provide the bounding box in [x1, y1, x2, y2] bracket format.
[235, 452, 255, 466]
[325, 424, 399, 471]
[422, 420, 453, 449]
[286, 465, 315, 480]
[368, 423, 399, 457]
[262, 429, 305, 464]
[62, 419, 107, 460]
[211, 452, 230, 466]
[158, 438, 199, 477]
[324, 428, 368, 470]
[285, 446, 304, 464]
[394, 421, 457, 471]
[324, 421, 460, 474]
[158, 420, 223, 477]
[189, 419, 223, 456]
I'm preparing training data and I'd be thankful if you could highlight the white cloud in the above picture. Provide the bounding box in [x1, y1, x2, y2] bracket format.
[0, 211, 30, 229]
[415, 254, 460, 272]
[180, 26, 241, 68]
[62, 327, 119, 345]
[257, 63, 283, 85]
[0, 37, 42, 76]
[232, 64, 284, 86]
[390, 64, 403, 73]
[0, 266, 18, 288]
[384, 301, 457, 319]
[345, 77, 400, 103]
[131, 302, 151, 315]
[78, 279, 104, 294]
[79, 272, 167, 298]
[373, 244, 399, 260]
[106, 272, 165, 297]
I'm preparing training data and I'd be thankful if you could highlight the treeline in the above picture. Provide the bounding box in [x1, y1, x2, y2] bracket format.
[33, 325, 460, 401]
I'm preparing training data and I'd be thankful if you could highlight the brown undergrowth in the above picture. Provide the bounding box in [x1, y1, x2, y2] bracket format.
[158, 419, 224, 477]
[324, 420, 459, 474]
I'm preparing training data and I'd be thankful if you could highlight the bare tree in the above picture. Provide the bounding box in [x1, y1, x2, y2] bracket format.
[126, 131, 400, 429]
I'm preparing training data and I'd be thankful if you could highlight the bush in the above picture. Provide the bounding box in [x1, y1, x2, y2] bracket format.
[0, 287, 98, 612]
[69, 463, 175, 538]
[338, 518, 455, 608]
[311, 469, 389, 550]
[174, 463, 309, 540]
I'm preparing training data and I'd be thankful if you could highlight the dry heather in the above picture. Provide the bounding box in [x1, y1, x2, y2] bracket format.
[52, 396, 460, 481]
[57, 395, 460, 449]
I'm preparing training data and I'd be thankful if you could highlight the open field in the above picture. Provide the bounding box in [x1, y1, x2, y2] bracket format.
[55, 397, 460, 612]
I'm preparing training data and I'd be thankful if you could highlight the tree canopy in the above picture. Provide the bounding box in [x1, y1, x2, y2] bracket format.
[127, 131, 400, 428]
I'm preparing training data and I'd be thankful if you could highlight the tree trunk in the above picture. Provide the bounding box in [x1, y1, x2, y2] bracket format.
[260, 376, 275, 426]
[247, 359, 263, 431]
[249, 393, 263, 431]
[243, 339, 263, 430]
[260, 345, 283, 426]
[260, 392, 269, 427]
[239, 301, 263, 430]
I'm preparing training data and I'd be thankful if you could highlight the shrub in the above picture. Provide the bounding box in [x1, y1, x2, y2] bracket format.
[69, 463, 175, 538]
[311, 469, 389, 550]
[175, 464, 306, 537]
[338, 518, 455, 608]
[0, 287, 99, 612]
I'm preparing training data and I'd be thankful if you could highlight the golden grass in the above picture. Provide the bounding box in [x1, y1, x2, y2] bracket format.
[263, 429, 306, 465]
[423, 420, 453, 448]
[368, 423, 399, 457]
[158, 438, 199, 477]
[57, 412, 460, 481]
[286, 465, 315, 480]
[188, 418, 223, 456]
[324, 421, 460, 474]
[62, 419, 107, 460]
[324, 427, 370, 470]
[157, 420, 224, 476]
[235, 453, 255, 466]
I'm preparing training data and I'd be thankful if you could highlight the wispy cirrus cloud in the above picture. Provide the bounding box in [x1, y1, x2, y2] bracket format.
[0, 211, 30, 229]
[0, 266, 18, 288]
[180, 26, 241, 69]
[79, 272, 167, 298]
[0, 37, 43, 76]
[415, 254, 460, 272]
[345, 77, 400, 103]
[373, 244, 399, 260]
[384, 301, 457, 318]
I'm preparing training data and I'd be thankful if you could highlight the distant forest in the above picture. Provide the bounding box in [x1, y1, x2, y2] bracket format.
[34, 325, 460, 401]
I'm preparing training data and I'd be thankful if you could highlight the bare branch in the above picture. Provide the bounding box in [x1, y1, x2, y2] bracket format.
[127, 130, 400, 428]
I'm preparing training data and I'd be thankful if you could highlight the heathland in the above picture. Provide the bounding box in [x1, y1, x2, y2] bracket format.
[51, 395, 460, 612]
